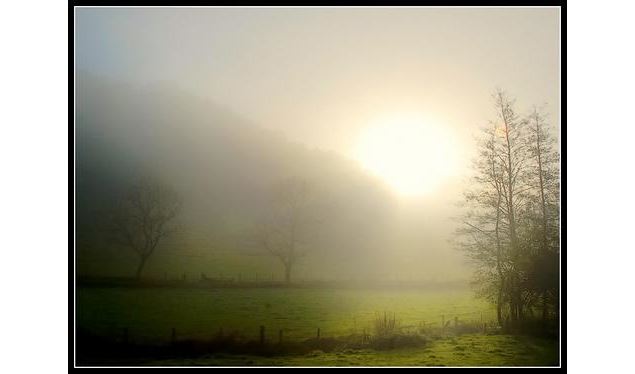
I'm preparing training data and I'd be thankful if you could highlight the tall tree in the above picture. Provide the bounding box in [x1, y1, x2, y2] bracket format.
[458, 89, 552, 329]
[457, 119, 513, 326]
[491, 89, 533, 324]
[111, 177, 181, 279]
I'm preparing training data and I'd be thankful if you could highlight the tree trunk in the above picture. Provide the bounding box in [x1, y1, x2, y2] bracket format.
[517, 290, 524, 321]
[509, 274, 519, 325]
[135, 256, 148, 280]
[494, 191, 504, 327]
[500, 96, 521, 329]
[514, 275, 522, 323]
[497, 281, 503, 326]
[542, 290, 548, 322]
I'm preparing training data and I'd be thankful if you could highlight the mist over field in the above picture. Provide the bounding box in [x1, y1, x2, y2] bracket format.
[76, 71, 473, 283]
[74, 7, 561, 367]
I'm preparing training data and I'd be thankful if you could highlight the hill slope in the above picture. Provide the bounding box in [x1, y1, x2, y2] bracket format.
[75, 72, 408, 280]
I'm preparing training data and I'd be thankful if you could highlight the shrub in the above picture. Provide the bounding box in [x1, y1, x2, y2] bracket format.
[374, 312, 398, 337]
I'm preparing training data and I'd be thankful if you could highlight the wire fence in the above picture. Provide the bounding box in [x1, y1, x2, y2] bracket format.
[84, 308, 498, 347]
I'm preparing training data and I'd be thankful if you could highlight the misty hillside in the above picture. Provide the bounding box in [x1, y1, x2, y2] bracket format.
[76, 72, 467, 282]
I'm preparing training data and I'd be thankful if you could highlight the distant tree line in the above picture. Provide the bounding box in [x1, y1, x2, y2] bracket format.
[456, 89, 560, 330]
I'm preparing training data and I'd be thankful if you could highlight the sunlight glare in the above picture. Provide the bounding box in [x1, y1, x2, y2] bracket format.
[355, 114, 460, 197]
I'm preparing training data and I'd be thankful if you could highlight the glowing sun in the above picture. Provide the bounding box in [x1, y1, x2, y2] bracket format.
[355, 114, 460, 196]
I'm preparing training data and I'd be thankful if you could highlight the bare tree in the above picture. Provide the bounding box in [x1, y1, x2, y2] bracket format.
[491, 89, 533, 323]
[526, 106, 560, 322]
[456, 122, 509, 326]
[111, 177, 181, 280]
[457, 89, 533, 328]
[457, 90, 561, 331]
[253, 177, 317, 284]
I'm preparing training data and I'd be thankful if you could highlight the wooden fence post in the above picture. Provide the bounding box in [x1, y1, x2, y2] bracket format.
[259, 325, 265, 345]
[279, 329, 283, 344]
[442, 315, 445, 331]
[317, 327, 321, 340]
[171, 327, 176, 345]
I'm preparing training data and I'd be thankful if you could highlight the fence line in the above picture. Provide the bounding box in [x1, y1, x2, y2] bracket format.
[107, 309, 498, 347]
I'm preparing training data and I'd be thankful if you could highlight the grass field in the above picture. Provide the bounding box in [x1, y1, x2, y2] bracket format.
[76, 286, 558, 366]
[77, 287, 494, 343]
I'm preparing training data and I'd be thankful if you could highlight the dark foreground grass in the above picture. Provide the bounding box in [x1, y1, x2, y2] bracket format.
[76, 327, 429, 366]
[76, 287, 558, 367]
[77, 287, 495, 343]
[144, 334, 558, 367]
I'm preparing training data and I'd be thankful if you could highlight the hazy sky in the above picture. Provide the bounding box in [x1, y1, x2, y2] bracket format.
[76, 7, 560, 197]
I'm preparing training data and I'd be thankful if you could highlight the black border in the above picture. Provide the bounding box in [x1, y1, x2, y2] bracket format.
[69, 2, 566, 369]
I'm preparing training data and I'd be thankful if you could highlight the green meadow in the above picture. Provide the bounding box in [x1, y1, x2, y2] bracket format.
[76, 286, 557, 366]
[77, 287, 494, 343]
